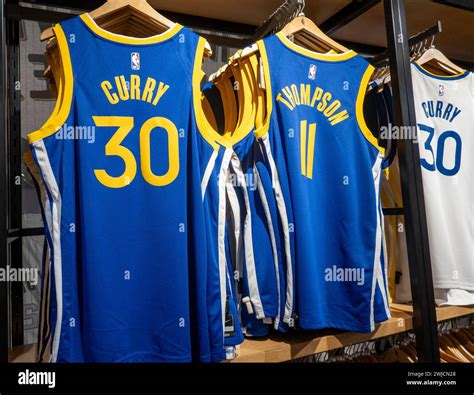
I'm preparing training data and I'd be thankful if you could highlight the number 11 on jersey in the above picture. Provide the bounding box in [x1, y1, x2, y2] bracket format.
[300, 120, 317, 179]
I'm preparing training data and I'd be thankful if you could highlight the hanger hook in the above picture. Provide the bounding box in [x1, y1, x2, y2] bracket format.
[430, 35, 435, 48]
[297, 0, 305, 17]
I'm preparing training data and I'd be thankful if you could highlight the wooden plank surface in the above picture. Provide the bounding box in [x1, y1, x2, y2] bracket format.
[9, 305, 473, 363]
[232, 304, 474, 363]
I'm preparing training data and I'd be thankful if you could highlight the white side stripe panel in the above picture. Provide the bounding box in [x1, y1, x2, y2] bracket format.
[226, 181, 244, 284]
[370, 154, 384, 331]
[217, 149, 233, 338]
[261, 135, 294, 323]
[254, 167, 281, 329]
[378, 195, 392, 319]
[229, 156, 264, 318]
[31, 140, 63, 363]
[201, 150, 219, 201]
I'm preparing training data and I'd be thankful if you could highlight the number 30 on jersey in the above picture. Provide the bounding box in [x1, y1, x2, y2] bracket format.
[93, 116, 180, 188]
[418, 123, 462, 177]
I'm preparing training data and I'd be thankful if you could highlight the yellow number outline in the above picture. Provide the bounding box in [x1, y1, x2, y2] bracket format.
[93, 116, 137, 188]
[140, 117, 180, 186]
[93, 116, 180, 188]
[300, 120, 317, 179]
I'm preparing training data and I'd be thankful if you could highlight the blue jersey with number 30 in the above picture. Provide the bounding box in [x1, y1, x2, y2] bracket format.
[29, 14, 217, 362]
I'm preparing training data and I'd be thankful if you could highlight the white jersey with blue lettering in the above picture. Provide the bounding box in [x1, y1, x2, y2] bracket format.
[411, 63, 474, 306]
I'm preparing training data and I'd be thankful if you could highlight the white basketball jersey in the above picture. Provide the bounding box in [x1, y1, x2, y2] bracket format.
[411, 63, 474, 306]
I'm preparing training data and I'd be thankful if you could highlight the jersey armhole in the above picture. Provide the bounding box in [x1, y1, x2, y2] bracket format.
[27, 24, 74, 144]
[356, 64, 385, 155]
[192, 36, 220, 151]
[202, 95, 218, 131]
[254, 40, 273, 140]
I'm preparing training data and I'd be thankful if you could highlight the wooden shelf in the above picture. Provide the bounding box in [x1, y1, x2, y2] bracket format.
[232, 304, 474, 363]
[11, 343, 36, 363]
[9, 305, 473, 363]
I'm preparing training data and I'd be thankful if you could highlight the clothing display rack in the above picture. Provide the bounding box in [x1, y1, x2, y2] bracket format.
[0, 0, 473, 364]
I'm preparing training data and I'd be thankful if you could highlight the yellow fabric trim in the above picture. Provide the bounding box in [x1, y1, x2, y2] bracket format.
[232, 59, 256, 141]
[232, 63, 245, 135]
[355, 65, 385, 155]
[416, 62, 467, 79]
[245, 55, 265, 129]
[254, 40, 273, 139]
[194, 39, 256, 150]
[28, 24, 73, 143]
[80, 13, 183, 45]
[276, 32, 357, 61]
[223, 77, 237, 136]
[193, 38, 241, 150]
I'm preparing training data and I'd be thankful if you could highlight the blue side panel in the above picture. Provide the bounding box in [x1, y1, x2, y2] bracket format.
[199, 140, 227, 362]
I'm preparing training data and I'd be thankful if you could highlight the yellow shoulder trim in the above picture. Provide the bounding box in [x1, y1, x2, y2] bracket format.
[229, 60, 255, 144]
[193, 38, 257, 150]
[193, 37, 224, 150]
[247, 54, 265, 130]
[276, 33, 357, 62]
[356, 64, 385, 155]
[254, 40, 273, 139]
[28, 24, 73, 144]
[80, 14, 183, 45]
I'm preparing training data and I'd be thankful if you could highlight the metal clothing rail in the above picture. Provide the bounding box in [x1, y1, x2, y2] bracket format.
[0, 0, 445, 363]
[373, 20, 443, 66]
[250, 0, 304, 43]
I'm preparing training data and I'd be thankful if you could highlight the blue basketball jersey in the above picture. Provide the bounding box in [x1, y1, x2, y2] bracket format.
[256, 34, 391, 332]
[197, 56, 296, 338]
[29, 14, 216, 362]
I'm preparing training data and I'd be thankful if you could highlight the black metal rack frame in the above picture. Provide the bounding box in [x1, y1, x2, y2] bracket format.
[1, 0, 471, 363]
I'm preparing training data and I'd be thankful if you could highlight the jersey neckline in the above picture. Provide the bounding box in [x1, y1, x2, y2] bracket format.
[412, 62, 470, 81]
[79, 13, 183, 45]
[275, 32, 357, 62]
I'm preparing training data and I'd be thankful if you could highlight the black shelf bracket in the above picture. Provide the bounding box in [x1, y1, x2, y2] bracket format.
[383, 0, 440, 362]
[0, 0, 10, 364]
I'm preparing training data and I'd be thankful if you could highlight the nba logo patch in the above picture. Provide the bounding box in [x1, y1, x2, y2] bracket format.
[439, 84, 445, 96]
[308, 64, 317, 80]
[131, 52, 140, 70]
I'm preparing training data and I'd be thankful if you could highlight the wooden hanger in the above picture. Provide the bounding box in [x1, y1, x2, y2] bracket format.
[449, 334, 473, 361]
[443, 334, 471, 362]
[41, 0, 172, 41]
[280, 12, 349, 53]
[234, 8, 350, 67]
[41, 0, 211, 55]
[415, 38, 464, 76]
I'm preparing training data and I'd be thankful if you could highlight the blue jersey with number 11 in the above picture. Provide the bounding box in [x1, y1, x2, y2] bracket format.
[256, 33, 391, 332]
